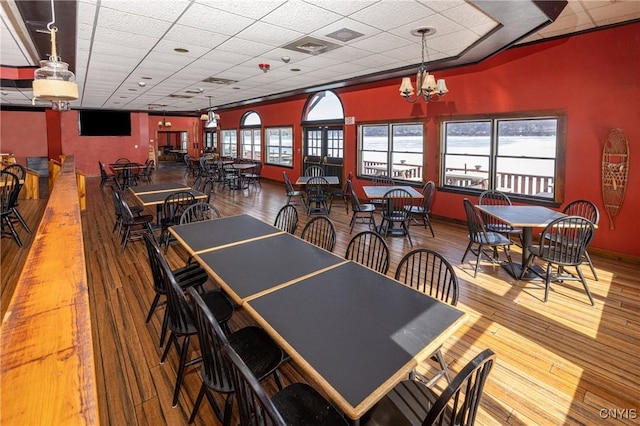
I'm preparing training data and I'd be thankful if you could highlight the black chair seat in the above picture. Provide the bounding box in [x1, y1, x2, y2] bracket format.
[271, 383, 348, 426]
[198, 291, 234, 330]
[133, 214, 154, 224]
[471, 231, 512, 246]
[225, 326, 283, 381]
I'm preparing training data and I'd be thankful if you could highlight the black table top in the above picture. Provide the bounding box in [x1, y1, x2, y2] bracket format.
[133, 189, 206, 206]
[295, 176, 340, 185]
[170, 214, 282, 254]
[246, 261, 465, 419]
[196, 232, 345, 304]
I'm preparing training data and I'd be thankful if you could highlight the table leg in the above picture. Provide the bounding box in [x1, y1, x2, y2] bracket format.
[502, 226, 542, 280]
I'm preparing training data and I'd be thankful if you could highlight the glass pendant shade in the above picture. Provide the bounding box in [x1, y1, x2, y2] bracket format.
[33, 58, 79, 101]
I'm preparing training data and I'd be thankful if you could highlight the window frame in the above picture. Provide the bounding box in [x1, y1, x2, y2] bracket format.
[220, 129, 238, 158]
[265, 126, 294, 167]
[438, 110, 566, 205]
[357, 120, 425, 184]
[240, 111, 261, 161]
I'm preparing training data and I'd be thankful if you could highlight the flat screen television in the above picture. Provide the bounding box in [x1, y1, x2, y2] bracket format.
[78, 110, 132, 136]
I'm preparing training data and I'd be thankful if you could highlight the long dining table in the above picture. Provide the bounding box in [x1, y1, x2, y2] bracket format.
[169, 214, 467, 424]
[129, 182, 206, 224]
[474, 204, 566, 279]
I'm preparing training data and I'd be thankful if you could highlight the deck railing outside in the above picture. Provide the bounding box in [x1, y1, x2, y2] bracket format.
[361, 162, 554, 197]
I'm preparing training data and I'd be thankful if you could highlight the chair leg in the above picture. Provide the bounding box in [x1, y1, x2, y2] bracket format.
[461, 241, 473, 264]
[544, 263, 553, 303]
[146, 294, 161, 323]
[160, 332, 175, 363]
[425, 215, 435, 237]
[584, 251, 598, 281]
[503, 246, 517, 278]
[121, 226, 130, 252]
[576, 266, 595, 306]
[172, 335, 191, 406]
[11, 208, 31, 234]
[473, 244, 483, 278]
[2, 216, 22, 247]
[159, 309, 169, 348]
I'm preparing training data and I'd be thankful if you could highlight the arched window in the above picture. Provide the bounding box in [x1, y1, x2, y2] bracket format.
[240, 111, 261, 160]
[302, 91, 345, 178]
[303, 90, 344, 122]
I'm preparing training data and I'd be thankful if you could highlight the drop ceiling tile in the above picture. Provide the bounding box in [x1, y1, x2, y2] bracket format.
[96, 7, 172, 38]
[196, 0, 286, 20]
[441, 3, 496, 29]
[349, 32, 413, 54]
[178, 3, 255, 35]
[319, 45, 374, 62]
[349, 53, 399, 69]
[390, 13, 465, 42]
[93, 26, 159, 50]
[350, 1, 434, 31]
[100, 0, 191, 22]
[214, 37, 274, 57]
[235, 21, 305, 48]
[304, 0, 377, 16]
[77, 2, 97, 26]
[416, 0, 466, 13]
[163, 25, 230, 49]
[261, 1, 342, 33]
[153, 40, 211, 58]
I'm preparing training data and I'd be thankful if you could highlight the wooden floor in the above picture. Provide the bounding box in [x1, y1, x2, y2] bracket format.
[2, 161, 639, 425]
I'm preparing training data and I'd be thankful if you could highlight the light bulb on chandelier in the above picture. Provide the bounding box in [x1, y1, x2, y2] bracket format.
[399, 27, 448, 103]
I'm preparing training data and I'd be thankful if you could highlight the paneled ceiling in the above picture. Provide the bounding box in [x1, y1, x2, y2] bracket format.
[1, 0, 638, 114]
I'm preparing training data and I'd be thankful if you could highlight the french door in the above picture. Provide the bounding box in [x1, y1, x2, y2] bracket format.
[303, 126, 344, 179]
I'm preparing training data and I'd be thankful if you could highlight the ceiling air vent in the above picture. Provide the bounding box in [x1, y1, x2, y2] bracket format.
[169, 94, 192, 99]
[282, 36, 341, 56]
[202, 77, 238, 85]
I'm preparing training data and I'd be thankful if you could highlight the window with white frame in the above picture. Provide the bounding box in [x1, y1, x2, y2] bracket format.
[241, 111, 261, 160]
[221, 129, 237, 158]
[266, 127, 293, 166]
[358, 123, 424, 182]
[441, 115, 563, 200]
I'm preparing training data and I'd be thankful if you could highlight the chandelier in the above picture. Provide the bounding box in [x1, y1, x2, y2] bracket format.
[32, 0, 78, 111]
[399, 27, 448, 103]
[158, 111, 172, 128]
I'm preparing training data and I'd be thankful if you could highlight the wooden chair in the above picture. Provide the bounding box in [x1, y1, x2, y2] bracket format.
[395, 248, 459, 387]
[305, 176, 330, 215]
[222, 344, 348, 426]
[521, 215, 596, 305]
[186, 287, 284, 425]
[155, 238, 234, 407]
[478, 190, 522, 245]
[559, 199, 600, 280]
[0, 171, 22, 247]
[301, 216, 337, 252]
[159, 191, 196, 252]
[304, 165, 324, 177]
[349, 182, 376, 234]
[115, 190, 154, 253]
[363, 349, 496, 426]
[274, 204, 299, 234]
[379, 188, 414, 246]
[283, 172, 305, 208]
[345, 231, 390, 274]
[407, 180, 435, 237]
[142, 233, 208, 348]
[461, 198, 515, 278]
[99, 161, 116, 189]
[179, 202, 221, 224]
[329, 171, 352, 213]
[3, 164, 31, 234]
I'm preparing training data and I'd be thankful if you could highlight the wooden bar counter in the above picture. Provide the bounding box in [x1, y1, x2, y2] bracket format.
[0, 156, 98, 425]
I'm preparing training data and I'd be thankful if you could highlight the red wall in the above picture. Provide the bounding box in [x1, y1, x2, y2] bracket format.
[0, 23, 637, 257]
[0, 110, 48, 164]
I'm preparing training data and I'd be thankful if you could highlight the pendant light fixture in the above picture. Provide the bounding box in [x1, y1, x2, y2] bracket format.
[32, 0, 78, 111]
[202, 96, 220, 128]
[399, 27, 448, 103]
